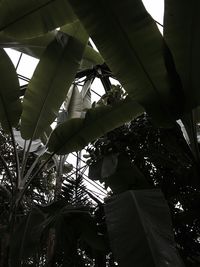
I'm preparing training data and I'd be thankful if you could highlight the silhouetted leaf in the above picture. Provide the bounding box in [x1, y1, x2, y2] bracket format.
[0, 0, 76, 38]
[21, 25, 88, 140]
[68, 0, 181, 125]
[48, 97, 144, 154]
[105, 190, 184, 267]
[0, 48, 21, 132]
[164, 1, 200, 110]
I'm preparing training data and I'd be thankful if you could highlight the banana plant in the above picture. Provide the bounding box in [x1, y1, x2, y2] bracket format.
[0, 17, 107, 265]
[0, 0, 199, 266]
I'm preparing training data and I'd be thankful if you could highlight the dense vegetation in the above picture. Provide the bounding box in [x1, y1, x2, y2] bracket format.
[0, 1, 200, 266]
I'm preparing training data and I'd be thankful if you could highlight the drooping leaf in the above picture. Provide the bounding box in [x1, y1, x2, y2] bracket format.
[164, 1, 200, 110]
[13, 129, 44, 153]
[66, 85, 83, 119]
[104, 190, 184, 267]
[48, 97, 144, 154]
[81, 79, 92, 110]
[0, 0, 76, 38]
[64, 80, 92, 120]
[21, 25, 88, 140]
[68, 0, 182, 125]
[0, 48, 22, 132]
[164, 1, 200, 162]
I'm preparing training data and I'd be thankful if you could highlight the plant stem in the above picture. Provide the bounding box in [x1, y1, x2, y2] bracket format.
[54, 155, 63, 200]
[10, 127, 21, 189]
[20, 138, 33, 181]
[16, 151, 56, 206]
[21, 150, 46, 188]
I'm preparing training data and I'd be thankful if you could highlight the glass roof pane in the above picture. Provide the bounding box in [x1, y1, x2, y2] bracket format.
[17, 53, 39, 79]
[4, 48, 21, 68]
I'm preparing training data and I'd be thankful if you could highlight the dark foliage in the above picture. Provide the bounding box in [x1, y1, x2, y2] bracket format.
[0, 128, 115, 266]
[87, 114, 200, 265]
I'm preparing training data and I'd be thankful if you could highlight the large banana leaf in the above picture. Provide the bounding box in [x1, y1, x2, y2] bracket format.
[48, 97, 144, 154]
[0, 31, 57, 58]
[164, 0, 200, 110]
[0, 29, 103, 64]
[104, 190, 184, 267]
[0, 0, 76, 38]
[0, 48, 22, 132]
[21, 25, 88, 140]
[61, 20, 104, 67]
[68, 0, 182, 125]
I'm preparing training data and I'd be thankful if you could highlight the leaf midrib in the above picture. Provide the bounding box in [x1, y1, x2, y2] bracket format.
[29, 38, 71, 140]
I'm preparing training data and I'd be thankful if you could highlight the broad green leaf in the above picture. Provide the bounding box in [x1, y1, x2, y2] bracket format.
[0, 48, 22, 132]
[81, 79, 92, 110]
[164, 1, 200, 162]
[0, 31, 57, 58]
[68, 0, 181, 125]
[164, 1, 200, 110]
[64, 80, 92, 119]
[0, 29, 103, 64]
[104, 190, 184, 267]
[21, 26, 88, 140]
[83, 45, 104, 65]
[61, 20, 104, 66]
[66, 85, 83, 119]
[0, 0, 76, 38]
[48, 97, 144, 154]
[13, 129, 43, 153]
